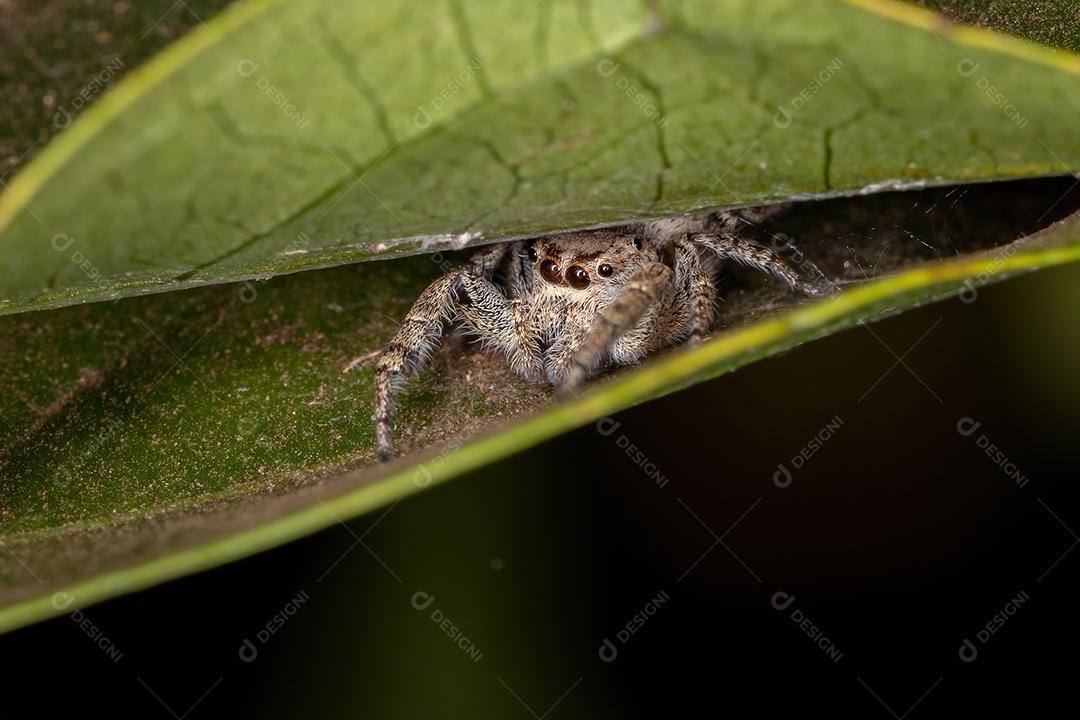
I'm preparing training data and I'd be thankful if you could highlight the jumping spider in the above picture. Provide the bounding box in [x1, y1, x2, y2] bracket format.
[374, 208, 834, 461]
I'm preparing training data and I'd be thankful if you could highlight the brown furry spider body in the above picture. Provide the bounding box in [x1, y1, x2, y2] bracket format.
[373, 209, 832, 461]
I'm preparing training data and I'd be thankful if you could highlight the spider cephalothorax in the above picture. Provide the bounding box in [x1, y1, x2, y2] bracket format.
[373, 209, 833, 461]
[529, 230, 650, 293]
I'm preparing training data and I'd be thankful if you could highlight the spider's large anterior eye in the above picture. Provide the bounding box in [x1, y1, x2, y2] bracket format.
[598, 264, 614, 277]
[566, 265, 591, 289]
[633, 237, 643, 250]
[540, 259, 561, 284]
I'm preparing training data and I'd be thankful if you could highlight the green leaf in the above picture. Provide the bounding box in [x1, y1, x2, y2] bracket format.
[1, 193, 1078, 634]
[1, 0, 1078, 316]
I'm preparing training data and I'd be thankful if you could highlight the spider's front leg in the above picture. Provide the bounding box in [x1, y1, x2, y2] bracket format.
[643, 238, 716, 349]
[373, 272, 459, 462]
[374, 243, 513, 461]
[451, 253, 544, 383]
[373, 241, 540, 462]
[554, 259, 674, 397]
[689, 232, 835, 296]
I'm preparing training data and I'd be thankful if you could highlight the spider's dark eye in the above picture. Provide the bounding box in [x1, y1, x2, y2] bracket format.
[527, 245, 537, 261]
[540, 259, 561, 284]
[598, 264, 614, 277]
[566, 265, 591, 289]
[633, 238, 643, 250]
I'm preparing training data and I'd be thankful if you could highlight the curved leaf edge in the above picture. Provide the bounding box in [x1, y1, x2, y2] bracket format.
[2, 211, 1077, 635]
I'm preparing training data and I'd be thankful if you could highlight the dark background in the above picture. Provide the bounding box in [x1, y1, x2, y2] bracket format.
[5, 254, 1079, 718]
